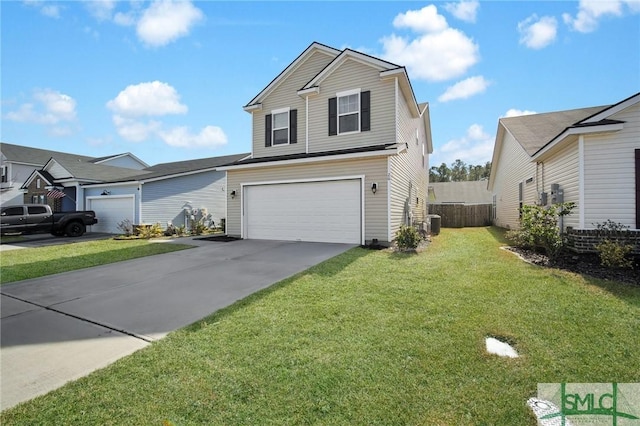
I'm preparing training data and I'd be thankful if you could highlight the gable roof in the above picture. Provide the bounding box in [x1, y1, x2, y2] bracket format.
[499, 106, 608, 156]
[243, 41, 424, 118]
[244, 42, 341, 111]
[0, 142, 94, 166]
[488, 92, 639, 190]
[90, 152, 149, 168]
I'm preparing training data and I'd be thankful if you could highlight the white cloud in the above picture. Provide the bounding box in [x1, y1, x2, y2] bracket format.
[438, 75, 490, 102]
[381, 5, 479, 82]
[518, 15, 557, 49]
[136, 0, 204, 47]
[5, 89, 76, 125]
[433, 124, 494, 166]
[24, 0, 62, 18]
[4, 89, 77, 137]
[158, 126, 228, 148]
[393, 4, 448, 33]
[503, 108, 537, 118]
[107, 81, 227, 150]
[562, 0, 638, 33]
[107, 81, 188, 117]
[112, 115, 161, 142]
[444, 0, 480, 23]
[84, 0, 116, 21]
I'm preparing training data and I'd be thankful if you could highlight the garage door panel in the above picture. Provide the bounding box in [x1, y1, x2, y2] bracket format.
[88, 197, 134, 234]
[245, 180, 361, 244]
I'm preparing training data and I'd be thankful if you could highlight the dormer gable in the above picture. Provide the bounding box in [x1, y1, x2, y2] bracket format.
[91, 152, 149, 169]
[244, 42, 341, 112]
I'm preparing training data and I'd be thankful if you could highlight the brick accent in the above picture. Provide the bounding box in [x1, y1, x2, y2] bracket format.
[565, 227, 640, 254]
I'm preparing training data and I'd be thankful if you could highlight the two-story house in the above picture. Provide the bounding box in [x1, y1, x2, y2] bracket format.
[220, 42, 432, 245]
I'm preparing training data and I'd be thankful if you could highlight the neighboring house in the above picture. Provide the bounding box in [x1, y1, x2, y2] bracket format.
[82, 153, 248, 233]
[0, 142, 147, 207]
[1, 142, 249, 234]
[488, 92, 640, 236]
[429, 181, 493, 205]
[219, 42, 432, 245]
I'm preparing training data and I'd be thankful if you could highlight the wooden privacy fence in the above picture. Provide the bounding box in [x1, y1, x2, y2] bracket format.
[428, 204, 492, 228]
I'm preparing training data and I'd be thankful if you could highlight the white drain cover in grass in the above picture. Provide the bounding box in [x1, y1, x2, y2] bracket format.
[485, 337, 518, 358]
[527, 398, 574, 425]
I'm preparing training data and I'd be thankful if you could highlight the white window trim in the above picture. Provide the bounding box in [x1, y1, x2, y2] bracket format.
[336, 88, 361, 135]
[271, 107, 290, 146]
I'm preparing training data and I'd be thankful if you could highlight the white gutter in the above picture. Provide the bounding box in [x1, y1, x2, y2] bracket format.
[578, 135, 585, 228]
[217, 149, 396, 171]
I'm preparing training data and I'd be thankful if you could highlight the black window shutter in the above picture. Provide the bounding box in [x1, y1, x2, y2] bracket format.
[328, 97, 337, 136]
[265, 114, 272, 147]
[290, 109, 297, 144]
[361, 91, 370, 131]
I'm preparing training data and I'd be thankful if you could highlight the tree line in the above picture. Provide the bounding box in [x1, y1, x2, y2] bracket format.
[429, 159, 492, 182]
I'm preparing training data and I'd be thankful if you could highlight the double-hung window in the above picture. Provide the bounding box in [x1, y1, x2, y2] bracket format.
[338, 90, 360, 134]
[328, 89, 370, 136]
[265, 108, 297, 147]
[272, 108, 290, 145]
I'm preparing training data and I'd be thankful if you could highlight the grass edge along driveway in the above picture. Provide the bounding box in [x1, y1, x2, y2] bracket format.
[0, 239, 193, 284]
[2, 227, 638, 425]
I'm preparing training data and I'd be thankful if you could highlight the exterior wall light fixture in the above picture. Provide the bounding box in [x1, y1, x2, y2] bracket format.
[230, 190, 236, 199]
[371, 182, 378, 194]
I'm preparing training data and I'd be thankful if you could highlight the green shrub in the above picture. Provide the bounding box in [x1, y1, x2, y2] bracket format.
[136, 223, 164, 239]
[507, 202, 575, 259]
[595, 239, 634, 269]
[395, 225, 422, 250]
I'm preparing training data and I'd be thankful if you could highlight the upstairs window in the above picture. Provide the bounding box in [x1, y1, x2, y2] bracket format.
[272, 110, 289, 145]
[1, 165, 7, 183]
[265, 108, 297, 147]
[329, 89, 370, 136]
[338, 91, 360, 134]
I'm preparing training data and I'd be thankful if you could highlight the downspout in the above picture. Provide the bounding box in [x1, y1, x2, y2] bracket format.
[387, 157, 392, 243]
[305, 95, 309, 154]
[138, 183, 143, 224]
[578, 135, 585, 229]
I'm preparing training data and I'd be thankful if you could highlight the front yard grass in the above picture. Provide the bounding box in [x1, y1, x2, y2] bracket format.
[0, 239, 193, 284]
[1, 227, 638, 424]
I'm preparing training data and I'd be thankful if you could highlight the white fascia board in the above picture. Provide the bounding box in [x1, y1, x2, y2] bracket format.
[218, 149, 395, 171]
[532, 122, 624, 161]
[140, 168, 220, 183]
[581, 92, 640, 123]
[243, 103, 262, 113]
[297, 87, 319, 97]
[380, 68, 420, 118]
[302, 50, 392, 90]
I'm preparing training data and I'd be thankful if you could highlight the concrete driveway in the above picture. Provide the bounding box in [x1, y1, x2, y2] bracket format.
[0, 238, 354, 410]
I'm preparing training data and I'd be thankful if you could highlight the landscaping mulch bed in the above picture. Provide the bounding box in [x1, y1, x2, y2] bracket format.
[505, 246, 639, 285]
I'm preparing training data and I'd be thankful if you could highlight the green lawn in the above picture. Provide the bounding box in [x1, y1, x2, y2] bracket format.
[1, 227, 638, 425]
[0, 239, 193, 284]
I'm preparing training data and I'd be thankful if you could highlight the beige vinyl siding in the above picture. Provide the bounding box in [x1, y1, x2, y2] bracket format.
[226, 156, 389, 243]
[538, 139, 580, 229]
[389, 87, 429, 239]
[583, 103, 640, 229]
[492, 129, 536, 229]
[252, 50, 336, 159]
[307, 59, 396, 153]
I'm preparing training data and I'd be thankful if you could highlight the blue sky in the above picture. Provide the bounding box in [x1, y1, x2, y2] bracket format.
[2, 1, 639, 168]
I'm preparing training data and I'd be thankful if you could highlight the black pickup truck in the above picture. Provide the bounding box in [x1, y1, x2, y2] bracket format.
[0, 204, 98, 237]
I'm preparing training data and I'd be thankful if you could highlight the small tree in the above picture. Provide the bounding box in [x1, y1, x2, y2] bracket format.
[506, 202, 575, 259]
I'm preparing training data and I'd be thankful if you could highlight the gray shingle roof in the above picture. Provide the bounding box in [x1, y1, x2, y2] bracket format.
[499, 105, 609, 155]
[1, 142, 94, 165]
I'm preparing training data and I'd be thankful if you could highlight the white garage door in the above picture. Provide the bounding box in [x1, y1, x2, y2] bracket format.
[244, 180, 362, 244]
[87, 196, 135, 234]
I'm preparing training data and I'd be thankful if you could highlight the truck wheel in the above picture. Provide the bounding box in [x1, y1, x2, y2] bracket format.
[65, 222, 86, 237]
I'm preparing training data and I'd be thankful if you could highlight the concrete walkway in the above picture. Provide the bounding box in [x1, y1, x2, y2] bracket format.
[1, 238, 353, 410]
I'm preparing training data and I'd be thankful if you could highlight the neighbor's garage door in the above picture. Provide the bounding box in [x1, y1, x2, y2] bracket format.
[244, 180, 361, 244]
[87, 196, 135, 234]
